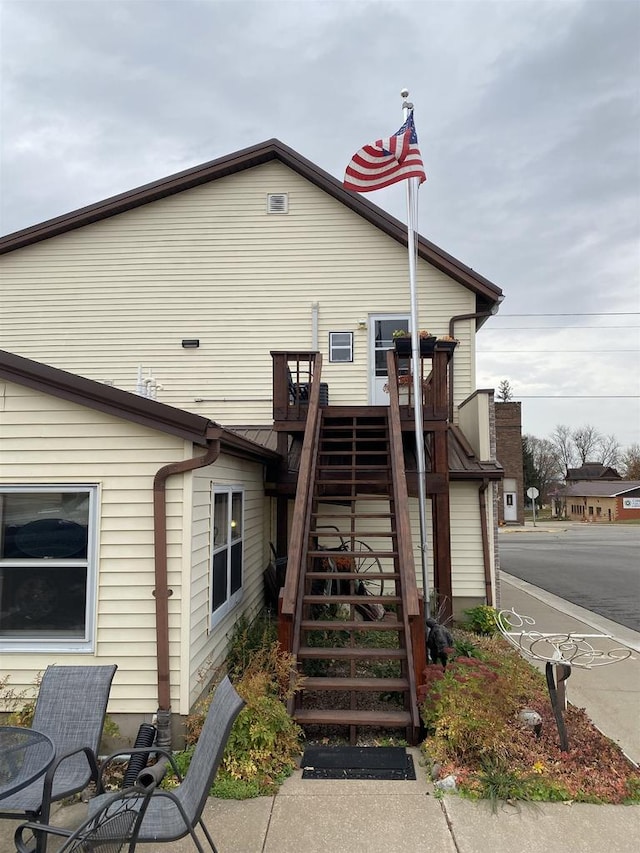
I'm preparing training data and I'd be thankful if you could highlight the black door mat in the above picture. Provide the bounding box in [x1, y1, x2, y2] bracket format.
[301, 746, 416, 780]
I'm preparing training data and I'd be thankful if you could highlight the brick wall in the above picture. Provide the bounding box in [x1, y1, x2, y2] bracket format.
[495, 402, 524, 525]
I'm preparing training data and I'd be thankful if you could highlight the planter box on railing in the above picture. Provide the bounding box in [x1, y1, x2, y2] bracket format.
[394, 336, 437, 357]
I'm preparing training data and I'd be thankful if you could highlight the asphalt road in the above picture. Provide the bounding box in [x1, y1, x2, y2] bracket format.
[498, 523, 640, 632]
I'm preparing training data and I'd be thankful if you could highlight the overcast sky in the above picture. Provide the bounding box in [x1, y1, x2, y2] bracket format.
[1, 0, 639, 449]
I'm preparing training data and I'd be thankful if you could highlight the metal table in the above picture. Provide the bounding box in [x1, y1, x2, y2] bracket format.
[0, 726, 55, 800]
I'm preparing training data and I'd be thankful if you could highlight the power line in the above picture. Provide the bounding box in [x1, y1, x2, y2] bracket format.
[478, 350, 638, 354]
[510, 395, 639, 399]
[497, 312, 640, 317]
[480, 325, 639, 330]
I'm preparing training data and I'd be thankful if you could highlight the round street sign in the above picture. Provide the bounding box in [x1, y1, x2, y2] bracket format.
[526, 487, 540, 499]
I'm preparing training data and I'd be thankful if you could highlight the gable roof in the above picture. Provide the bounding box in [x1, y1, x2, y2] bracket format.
[0, 349, 279, 462]
[0, 139, 502, 315]
[566, 463, 622, 480]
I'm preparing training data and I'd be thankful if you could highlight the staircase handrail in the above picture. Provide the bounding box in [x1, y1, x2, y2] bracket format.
[386, 350, 424, 732]
[281, 353, 323, 617]
[386, 351, 420, 617]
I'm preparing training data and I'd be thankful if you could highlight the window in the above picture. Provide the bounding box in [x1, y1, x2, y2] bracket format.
[0, 486, 97, 651]
[506, 494, 514, 506]
[329, 332, 353, 363]
[211, 487, 244, 626]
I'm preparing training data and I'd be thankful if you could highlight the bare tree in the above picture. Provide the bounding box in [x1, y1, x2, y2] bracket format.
[598, 433, 622, 469]
[572, 424, 603, 465]
[496, 379, 514, 402]
[523, 435, 563, 499]
[620, 443, 640, 479]
[550, 424, 577, 473]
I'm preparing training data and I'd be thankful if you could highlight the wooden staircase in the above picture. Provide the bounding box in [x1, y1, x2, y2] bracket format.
[287, 407, 424, 744]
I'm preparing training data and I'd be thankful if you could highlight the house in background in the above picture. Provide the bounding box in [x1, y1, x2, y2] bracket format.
[0, 139, 504, 742]
[559, 480, 640, 522]
[566, 463, 622, 481]
[494, 401, 524, 525]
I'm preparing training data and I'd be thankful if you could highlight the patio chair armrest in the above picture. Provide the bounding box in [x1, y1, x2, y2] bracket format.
[15, 781, 158, 853]
[14, 821, 73, 853]
[40, 745, 100, 814]
[98, 746, 182, 792]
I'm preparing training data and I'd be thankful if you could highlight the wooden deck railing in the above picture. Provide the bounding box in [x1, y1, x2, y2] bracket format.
[271, 351, 320, 424]
[278, 354, 323, 652]
[392, 346, 452, 421]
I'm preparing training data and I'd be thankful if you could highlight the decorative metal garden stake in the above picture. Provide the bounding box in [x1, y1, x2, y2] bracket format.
[497, 609, 631, 751]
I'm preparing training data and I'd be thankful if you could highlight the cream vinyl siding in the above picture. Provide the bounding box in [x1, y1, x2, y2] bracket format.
[0, 380, 190, 714]
[449, 482, 487, 598]
[187, 457, 267, 710]
[1, 162, 476, 423]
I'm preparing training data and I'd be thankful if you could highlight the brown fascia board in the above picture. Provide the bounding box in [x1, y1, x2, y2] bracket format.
[0, 139, 503, 307]
[0, 349, 278, 462]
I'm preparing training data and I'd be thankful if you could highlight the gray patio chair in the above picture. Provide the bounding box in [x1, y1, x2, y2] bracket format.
[0, 664, 117, 850]
[14, 780, 156, 853]
[92, 675, 245, 853]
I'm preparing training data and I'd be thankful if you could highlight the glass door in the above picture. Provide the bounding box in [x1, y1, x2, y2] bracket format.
[369, 315, 410, 404]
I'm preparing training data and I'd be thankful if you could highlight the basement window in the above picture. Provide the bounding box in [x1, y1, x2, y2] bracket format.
[0, 486, 97, 652]
[267, 193, 289, 214]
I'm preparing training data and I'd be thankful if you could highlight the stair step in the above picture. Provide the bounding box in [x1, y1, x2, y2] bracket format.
[315, 494, 393, 501]
[316, 480, 391, 487]
[303, 595, 399, 605]
[297, 646, 406, 659]
[311, 512, 394, 519]
[294, 708, 412, 727]
[302, 677, 409, 691]
[300, 620, 403, 631]
[307, 550, 397, 559]
[305, 572, 399, 581]
[312, 531, 395, 538]
[318, 450, 389, 456]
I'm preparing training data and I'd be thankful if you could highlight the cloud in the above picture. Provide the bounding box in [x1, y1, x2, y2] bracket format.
[1, 0, 638, 445]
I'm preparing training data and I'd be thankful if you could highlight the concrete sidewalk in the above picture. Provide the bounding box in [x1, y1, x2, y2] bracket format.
[2, 577, 638, 852]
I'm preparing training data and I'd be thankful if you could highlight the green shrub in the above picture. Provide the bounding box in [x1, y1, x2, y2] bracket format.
[182, 611, 304, 798]
[463, 605, 499, 636]
[225, 612, 278, 682]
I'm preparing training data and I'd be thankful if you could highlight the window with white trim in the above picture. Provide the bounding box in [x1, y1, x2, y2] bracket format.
[0, 486, 97, 651]
[329, 332, 353, 363]
[210, 486, 244, 626]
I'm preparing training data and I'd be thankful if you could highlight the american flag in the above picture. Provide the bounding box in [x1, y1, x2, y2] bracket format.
[344, 111, 426, 193]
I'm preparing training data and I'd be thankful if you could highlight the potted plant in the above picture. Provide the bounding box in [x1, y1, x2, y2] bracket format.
[392, 329, 436, 356]
[435, 335, 459, 354]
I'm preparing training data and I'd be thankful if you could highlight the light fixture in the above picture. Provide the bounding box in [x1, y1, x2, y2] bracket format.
[181, 339, 200, 348]
[357, 319, 367, 329]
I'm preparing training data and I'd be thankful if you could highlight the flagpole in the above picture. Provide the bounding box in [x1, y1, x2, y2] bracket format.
[401, 90, 430, 621]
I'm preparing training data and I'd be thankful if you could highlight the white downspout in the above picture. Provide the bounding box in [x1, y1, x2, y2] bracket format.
[311, 302, 319, 350]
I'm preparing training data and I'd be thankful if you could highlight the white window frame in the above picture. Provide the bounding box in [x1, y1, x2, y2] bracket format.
[0, 484, 98, 653]
[329, 331, 354, 363]
[210, 485, 244, 630]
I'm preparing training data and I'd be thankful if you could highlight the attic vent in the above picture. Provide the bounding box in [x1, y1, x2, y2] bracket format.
[267, 193, 288, 214]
